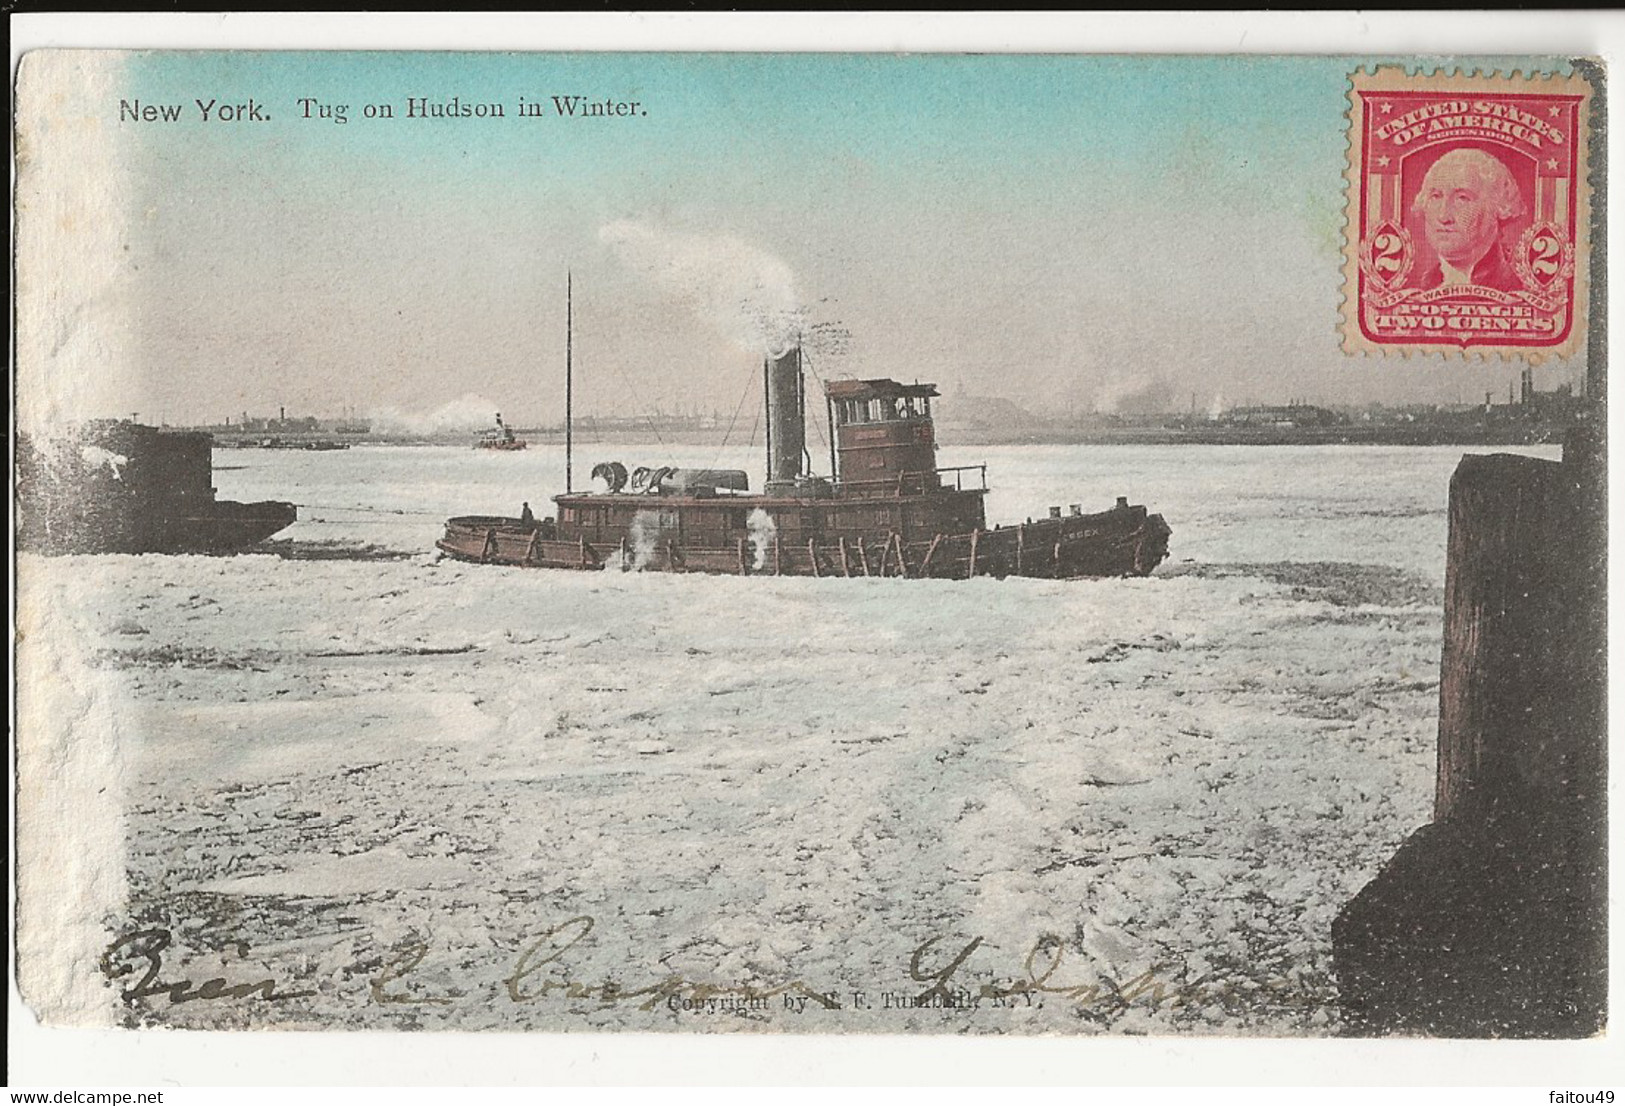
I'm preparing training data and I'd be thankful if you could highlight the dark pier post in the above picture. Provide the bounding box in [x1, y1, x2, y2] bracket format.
[1331, 436, 1605, 1036]
[1331, 392, 1607, 1031]
[1434, 444, 1605, 829]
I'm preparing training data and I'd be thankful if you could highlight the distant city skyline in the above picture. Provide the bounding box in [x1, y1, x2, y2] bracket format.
[164, 367, 1585, 436]
[17, 49, 1591, 434]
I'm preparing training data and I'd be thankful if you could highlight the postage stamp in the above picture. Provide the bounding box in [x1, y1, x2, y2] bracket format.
[10, 31, 1611, 1087]
[1341, 67, 1595, 357]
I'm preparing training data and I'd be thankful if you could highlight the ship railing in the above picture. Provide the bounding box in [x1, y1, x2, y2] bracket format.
[894, 465, 987, 496]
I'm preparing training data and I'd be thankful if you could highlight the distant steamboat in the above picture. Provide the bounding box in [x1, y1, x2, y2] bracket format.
[439, 343, 1170, 580]
[475, 413, 527, 451]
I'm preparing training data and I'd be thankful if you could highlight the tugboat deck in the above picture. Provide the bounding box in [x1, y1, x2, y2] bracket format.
[439, 343, 1171, 579]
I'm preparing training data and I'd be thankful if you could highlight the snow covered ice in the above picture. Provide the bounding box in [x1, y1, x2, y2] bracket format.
[15, 442, 1558, 1034]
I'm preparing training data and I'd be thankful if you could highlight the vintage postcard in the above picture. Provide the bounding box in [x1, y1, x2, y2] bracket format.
[11, 36, 1609, 1076]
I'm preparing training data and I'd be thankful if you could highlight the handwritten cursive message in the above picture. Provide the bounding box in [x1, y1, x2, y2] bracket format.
[100, 928, 316, 1005]
[101, 917, 1335, 1019]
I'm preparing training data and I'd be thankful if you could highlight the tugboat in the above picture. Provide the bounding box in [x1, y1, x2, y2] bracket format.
[475, 412, 527, 451]
[17, 420, 297, 555]
[438, 344, 1170, 579]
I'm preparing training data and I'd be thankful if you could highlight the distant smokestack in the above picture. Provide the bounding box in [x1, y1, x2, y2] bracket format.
[765, 346, 805, 492]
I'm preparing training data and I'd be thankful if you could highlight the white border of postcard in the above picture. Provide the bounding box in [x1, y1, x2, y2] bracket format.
[9, 9, 1623, 1092]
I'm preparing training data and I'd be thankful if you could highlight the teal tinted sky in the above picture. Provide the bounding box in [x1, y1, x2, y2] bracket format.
[119, 53, 1330, 185]
[22, 50, 1586, 426]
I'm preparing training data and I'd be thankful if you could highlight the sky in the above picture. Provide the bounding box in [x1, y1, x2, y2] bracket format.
[16, 46, 1593, 430]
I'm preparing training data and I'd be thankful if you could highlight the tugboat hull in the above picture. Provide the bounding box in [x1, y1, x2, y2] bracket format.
[437, 501, 1170, 579]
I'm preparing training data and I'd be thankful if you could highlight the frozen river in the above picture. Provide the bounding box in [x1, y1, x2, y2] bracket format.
[17, 441, 1559, 1034]
[213, 439, 1497, 579]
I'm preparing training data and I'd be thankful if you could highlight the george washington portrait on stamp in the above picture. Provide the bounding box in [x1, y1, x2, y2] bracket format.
[1406, 146, 1527, 293]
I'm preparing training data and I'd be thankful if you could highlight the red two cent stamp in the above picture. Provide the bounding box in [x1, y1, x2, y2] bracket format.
[1342, 67, 1594, 357]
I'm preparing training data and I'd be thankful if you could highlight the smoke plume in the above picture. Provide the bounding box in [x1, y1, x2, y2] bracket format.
[1093, 373, 1175, 417]
[599, 220, 805, 354]
[368, 394, 502, 435]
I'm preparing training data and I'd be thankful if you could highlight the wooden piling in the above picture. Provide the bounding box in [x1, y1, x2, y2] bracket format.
[1434, 454, 1602, 820]
[1331, 443, 1606, 1037]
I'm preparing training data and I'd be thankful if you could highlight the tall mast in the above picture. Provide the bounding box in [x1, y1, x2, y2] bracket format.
[566, 270, 573, 494]
[762, 356, 772, 486]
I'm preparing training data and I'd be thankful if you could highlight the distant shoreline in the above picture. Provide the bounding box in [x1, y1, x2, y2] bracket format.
[204, 424, 1577, 449]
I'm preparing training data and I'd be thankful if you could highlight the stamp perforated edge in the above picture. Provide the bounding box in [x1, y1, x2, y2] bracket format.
[1338, 64, 1595, 361]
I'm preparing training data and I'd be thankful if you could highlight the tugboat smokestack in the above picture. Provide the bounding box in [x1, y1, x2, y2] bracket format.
[765, 345, 805, 493]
